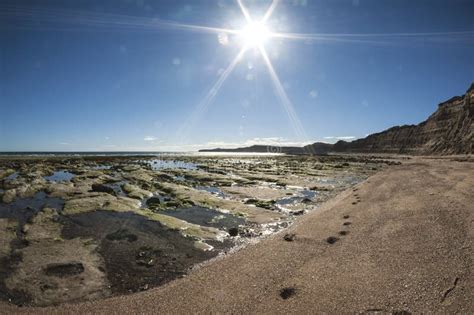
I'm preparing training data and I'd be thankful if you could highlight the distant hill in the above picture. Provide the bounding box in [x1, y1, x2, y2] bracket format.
[200, 82, 474, 155]
[199, 143, 333, 155]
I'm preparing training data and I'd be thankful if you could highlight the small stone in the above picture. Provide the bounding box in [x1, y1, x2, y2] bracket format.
[146, 196, 162, 208]
[292, 210, 305, 216]
[228, 227, 239, 237]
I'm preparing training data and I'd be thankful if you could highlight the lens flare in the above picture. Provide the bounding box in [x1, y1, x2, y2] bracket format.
[240, 21, 271, 47]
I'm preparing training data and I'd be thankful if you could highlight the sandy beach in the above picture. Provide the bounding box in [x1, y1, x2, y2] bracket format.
[2, 156, 471, 314]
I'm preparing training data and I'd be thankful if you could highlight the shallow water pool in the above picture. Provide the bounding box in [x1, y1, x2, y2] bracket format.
[44, 170, 75, 182]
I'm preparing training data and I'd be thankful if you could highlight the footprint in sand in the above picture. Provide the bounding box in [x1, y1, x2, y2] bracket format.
[343, 215, 350, 219]
[283, 233, 296, 242]
[326, 236, 339, 244]
[338, 230, 349, 236]
[280, 287, 297, 299]
[343, 222, 352, 226]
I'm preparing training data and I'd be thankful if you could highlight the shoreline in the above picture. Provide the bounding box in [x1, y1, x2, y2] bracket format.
[2, 156, 472, 313]
[0, 154, 376, 308]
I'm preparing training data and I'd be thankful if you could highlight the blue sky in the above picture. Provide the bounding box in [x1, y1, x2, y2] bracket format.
[1, 0, 473, 151]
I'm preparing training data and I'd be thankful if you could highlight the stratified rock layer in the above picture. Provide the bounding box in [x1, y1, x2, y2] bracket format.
[333, 83, 474, 154]
[200, 82, 474, 155]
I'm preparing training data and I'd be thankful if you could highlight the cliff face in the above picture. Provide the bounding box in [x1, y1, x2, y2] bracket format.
[200, 83, 473, 155]
[334, 83, 474, 155]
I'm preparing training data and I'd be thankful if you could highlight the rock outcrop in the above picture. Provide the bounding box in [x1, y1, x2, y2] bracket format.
[333, 82, 473, 154]
[200, 82, 473, 155]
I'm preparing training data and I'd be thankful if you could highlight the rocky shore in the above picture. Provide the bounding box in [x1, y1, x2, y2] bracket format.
[0, 154, 392, 307]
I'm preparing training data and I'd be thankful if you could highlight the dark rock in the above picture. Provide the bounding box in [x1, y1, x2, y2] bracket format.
[44, 262, 85, 277]
[244, 198, 275, 209]
[106, 228, 138, 242]
[228, 227, 239, 237]
[136, 246, 160, 268]
[146, 196, 162, 208]
[91, 184, 115, 195]
[283, 233, 296, 241]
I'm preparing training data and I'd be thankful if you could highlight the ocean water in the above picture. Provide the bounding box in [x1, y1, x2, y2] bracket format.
[0, 151, 282, 157]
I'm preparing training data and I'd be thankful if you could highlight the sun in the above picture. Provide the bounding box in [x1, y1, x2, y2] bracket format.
[240, 21, 271, 47]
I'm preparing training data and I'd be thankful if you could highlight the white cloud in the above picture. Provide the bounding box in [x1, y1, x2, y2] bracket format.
[157, 137, 317, 152]
[144, 136, 157, 141]
[59, 142, 70, 145]
[309, 90, 318, 98]
[323, 136, 356, 140]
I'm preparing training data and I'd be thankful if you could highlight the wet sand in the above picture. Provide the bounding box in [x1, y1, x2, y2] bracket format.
[2, 156, 472, 313]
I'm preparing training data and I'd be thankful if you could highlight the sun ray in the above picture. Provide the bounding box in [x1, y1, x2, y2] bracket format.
[271, 30, 474, 45]
[258, 45, 308, 143]
[261, 0, 279, 23]
[176, 46, 248, 143]
[237, 0, 253, 23]
[0, 5, 239, 35]
[6, 1, 471, 152]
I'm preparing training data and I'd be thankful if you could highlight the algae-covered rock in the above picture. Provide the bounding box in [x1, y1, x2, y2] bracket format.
[63, 194, 140, 215]
[6, 207, 110, 306]
[122, 183, 153, 200]
[2, 189, 16, 203]
[156, 182, 284, 224]
[91, 183, 116, 195]
[145, 196, 161, 209]
[22, 207, 61, 242]
[0, 218, 18, 258]
[0, 169, 16, 180]
[244, 198, 276, 210]
[123, 169, 154, 182]
[136, 209, 225, 241]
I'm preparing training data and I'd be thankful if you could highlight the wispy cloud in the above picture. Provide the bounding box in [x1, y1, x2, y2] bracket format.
[157, 137, 317, 152]
[143, 136, 157, 141]
[206, 137, 314, 148]
[309, 90, 318, 98]
[323, 136, 356, 140]
[59, 142, 70, 145]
